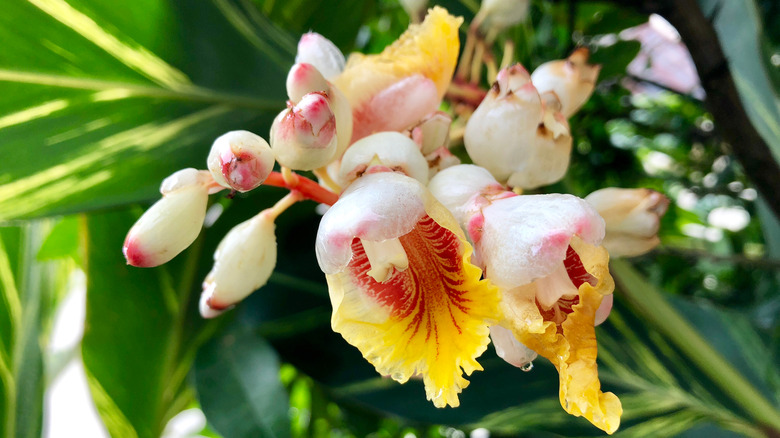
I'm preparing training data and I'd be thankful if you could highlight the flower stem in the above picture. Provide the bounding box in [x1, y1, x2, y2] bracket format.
[264, 171, 339, 206]
[610, 259, 780, 434]
[262, 191, 304, 221]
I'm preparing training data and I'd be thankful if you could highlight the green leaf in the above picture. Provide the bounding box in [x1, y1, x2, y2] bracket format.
[194, 328, 290, 438]
[0, 221, 69, 438]
[0, 0, 293, 221]
[81, 208, 218, 438]
[589, 40, 641, 78]
[699, 0, 780, 164]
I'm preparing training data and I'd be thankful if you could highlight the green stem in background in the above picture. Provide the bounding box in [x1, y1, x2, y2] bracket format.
[611, 259, 780, 435]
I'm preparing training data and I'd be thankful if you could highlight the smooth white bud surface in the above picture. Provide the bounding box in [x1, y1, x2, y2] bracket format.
[585, 188, 669, 257]
[478, 0, 529, 30]
[124, 168, 210, 267]
[200, 212, 277, 318]
[338, 132, 429, 186]
[295, 32, 346, 80]
[207, 130, 275, 192]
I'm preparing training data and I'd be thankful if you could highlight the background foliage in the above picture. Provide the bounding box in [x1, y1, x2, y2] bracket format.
[1, 0, 779, 437]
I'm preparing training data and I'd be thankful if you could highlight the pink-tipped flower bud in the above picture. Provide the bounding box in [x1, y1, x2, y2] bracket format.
[270, 92, 338, 171]
[199, 211, 277, 318]
[207, 130, 275, 192]
[408, 111, 451, 155]
[286, 63, 331, 103]
[285, 63, 353, 159]
[585, 188, 670, 257]
[123, 169, 212, 267]
[338, 131, 429, 187]
[531, 48, 601, 118]
[295, 32, 345, 80]
[464, 64, 572, 189]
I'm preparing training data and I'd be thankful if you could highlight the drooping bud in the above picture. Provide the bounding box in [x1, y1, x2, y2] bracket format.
[295, 32, 346, 80]
[476, 0, 530, 31]
[123, 168, 212, 267]
[489, 325, 537, 368]
[338, 131, 429, 186]
[270, 92, 338, 171]
[465, 64, 572, 189]
[531, 48, 601, 118]
[585, 188, 669, 257]
[199, 211, 277, 318]
[285, 63, 353, 158]
[207, 130, 275, 192]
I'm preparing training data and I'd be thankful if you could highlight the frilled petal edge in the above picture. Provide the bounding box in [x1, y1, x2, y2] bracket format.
[499, 236, 622, 433]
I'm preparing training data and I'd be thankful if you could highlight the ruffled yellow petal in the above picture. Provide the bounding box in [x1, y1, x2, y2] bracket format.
[333, 6, 462, 106]
[500, 236, 622, 434]
[326, 201, 500, 408]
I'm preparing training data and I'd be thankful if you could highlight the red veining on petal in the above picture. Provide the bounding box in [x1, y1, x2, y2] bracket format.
[564, 245, 596, 288]
[347, 215, 470, 344]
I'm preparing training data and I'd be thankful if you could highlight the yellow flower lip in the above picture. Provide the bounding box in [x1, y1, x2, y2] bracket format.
[316, 172, 500, 408]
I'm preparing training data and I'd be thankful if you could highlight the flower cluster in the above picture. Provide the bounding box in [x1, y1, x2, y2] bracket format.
[123, 4, 669, 434]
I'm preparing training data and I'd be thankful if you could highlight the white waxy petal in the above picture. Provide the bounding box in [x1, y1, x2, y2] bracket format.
[295, 32, 346, 80]
[585, 188, 669, 257]
[361, 238, 409, 282]
[207, 130, 275, 192]
[338, 132, 429, 186]
[479, 194, 605, 289]
[428, 164, 504, 228]
[270, 92, 339, 171]
[594, 293, 613, 326]
[124, 169, 210, 267]
[533, 263, 579, 308]
[531, 48, 601, 118]
[200, 212, 277, 318]
[410, 111, 451, 155]
[316, 172, 427, 275]
[489, 325, 537, 368]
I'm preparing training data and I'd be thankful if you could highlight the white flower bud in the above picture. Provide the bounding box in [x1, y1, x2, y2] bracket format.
[199, 212, 277, 318]
[465, 64, 572, 189]
[531, 48, 601, 118]
[123, 169, 212, 267]
[207, 130, 275, 192]
[409, 111, 451, 155]
[585, 188, 669, 257]
[489, 325, 537, 368]
[270, 92, 338, 170]
[286, 63, 330, 103]
[295, 32, 345, 80]
[338, 132, 429, 186]
[477, 0, 529, 30]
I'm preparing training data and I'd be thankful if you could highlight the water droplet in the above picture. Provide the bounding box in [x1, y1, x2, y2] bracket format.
[520, 362, 534, 372]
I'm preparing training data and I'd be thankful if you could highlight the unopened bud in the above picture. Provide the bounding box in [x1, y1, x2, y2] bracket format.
[466, 63, 573, 189]
[207, 130, 274, 192]
[585, 188, 669, 257]
[286, 63, 330, 103]
[408, 111, 451, 155]
[199, 212, 277, 318]
[338, 131, 429, 186]
[531, 48, 601, 118]
[477, 0, 529, 30]
[295, 33, 345, 80]
[270, 92, 338, 170]
[123, 169, 211, 267]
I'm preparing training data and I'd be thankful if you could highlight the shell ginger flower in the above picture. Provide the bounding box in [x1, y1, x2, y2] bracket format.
[315, 171, 500, 408]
